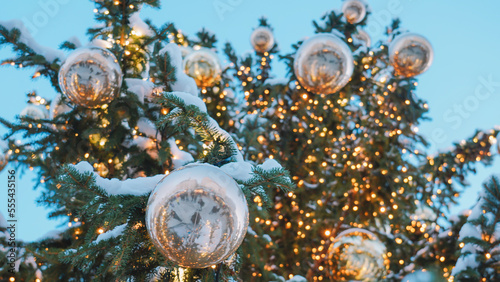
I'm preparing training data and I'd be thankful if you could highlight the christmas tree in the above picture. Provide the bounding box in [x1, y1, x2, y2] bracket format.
[1, 0, 500, 281]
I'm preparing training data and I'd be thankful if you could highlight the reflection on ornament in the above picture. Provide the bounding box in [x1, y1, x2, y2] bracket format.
[58, 46, 123, 108]
[353, 28, 371, 47]
[183, 48, 221, 88]
[342, 0, 367, 24]
[20, 105, 48, 120]
[250, 26, 275, 53]
[389, 33, 433, 77]
[294, 33, 354, 94]
[328, 228, 389, 281]
[146, 164, 249, 268]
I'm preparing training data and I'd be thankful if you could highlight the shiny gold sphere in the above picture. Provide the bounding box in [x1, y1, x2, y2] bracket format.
[183, 48, 222, 88]
[328, 228, 389, 281]
[389, 33, 434, 77]
[251, 26, 275, 53]
[58, 46, 122, 108]
[146, 164, 249, 268]
[342, 0, 367, 24]
[293, 33, 354, 95]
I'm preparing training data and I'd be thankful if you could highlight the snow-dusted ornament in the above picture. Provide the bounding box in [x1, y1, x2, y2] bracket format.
[58, 46, 123, 108]
[328, 228, 389, 281]
[250, 26, 274, 53]
[294, 33, 354, 95]
[342, 0, 367, 24]
[389, 33, 433, 78]
[20, 105, 48, 120]
[183, 48, 221, 88]
[146, 163, 249, 268]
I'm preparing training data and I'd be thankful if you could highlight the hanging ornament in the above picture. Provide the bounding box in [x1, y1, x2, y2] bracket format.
[49, 94, 73, 120]
[183, 48, 222, 88]
[250, 26, 275, 53]
[20, 105, 48, 120]
[293, 33, 354, 95]
[146, 163, 249, 268]
[58, 46, 123, 108]
[342, 0, 367, 24]
[389, 33, 433, 77]
[353, 28, 371, 47]
[328, 228, 389, 281]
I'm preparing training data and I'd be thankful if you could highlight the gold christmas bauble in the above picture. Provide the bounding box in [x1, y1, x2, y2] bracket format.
[250, 26, 275, 53]
[389, 33, 433, 77]
[58, 46, 123, 108]
[328, 228, 389, 281]
[183, 48, 221, 88]
[342, 0, 367, 24]
[293, 33, 354, 95]
[146, 164, 249, 268]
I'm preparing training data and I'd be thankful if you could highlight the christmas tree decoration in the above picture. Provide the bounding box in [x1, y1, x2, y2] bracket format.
[146, 163, 249, 268]
[389, 33, 434, 77]
[293, 33, 354, 94]
[183, 48, 222, 88]
[342, 0, 367, 24]
[353, 28, 371, 47]
[250, 26, 275, 53]
[58, 46, 123, 108]
[328, 228, 389, 281]
[20, 104, 48, 120]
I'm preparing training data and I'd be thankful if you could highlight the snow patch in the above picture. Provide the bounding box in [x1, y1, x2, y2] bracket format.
[94, 223, 127, 244]
[71, 161, 165, 196]
[0, 20, 64, 62]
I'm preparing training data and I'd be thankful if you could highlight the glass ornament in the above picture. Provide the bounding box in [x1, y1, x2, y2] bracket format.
[58, 46, 122, 108]
[146, 163, 249, 268]
[183, 48, 221, 88]
[250, 26, 275, 53]
[328, 228, 389, 281]
[293, 33, 354, 94]
[389, 33, 433, 77]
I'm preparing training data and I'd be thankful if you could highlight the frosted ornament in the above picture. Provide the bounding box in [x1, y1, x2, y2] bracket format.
[58, 46, 122, 108]
[183, 48, 222, 88]
[146, 163, 249, 268]
[342, 0, 367, 24]
[389, 33, 433, 77]
[250, 26, 274, 53]
[328, 228, 389, 281]
[293, 33, 354, 94]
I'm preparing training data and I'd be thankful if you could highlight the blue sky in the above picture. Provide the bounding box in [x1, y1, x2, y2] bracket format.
[1, 0, 500, 241]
